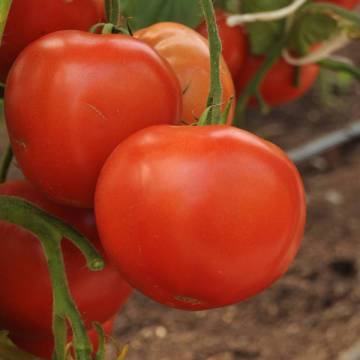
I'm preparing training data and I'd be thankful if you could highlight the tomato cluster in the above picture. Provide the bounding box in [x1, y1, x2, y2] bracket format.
[0, 0, 307, 357]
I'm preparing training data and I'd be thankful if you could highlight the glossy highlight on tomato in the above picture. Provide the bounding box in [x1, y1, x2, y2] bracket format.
[95, 125, 306, 310]
[135, 22, 235, 125]
[5, 30, 182, 208]
[0, 0, 103, 83]
[0, 180, 131, 339]
[237, 56, 320, 107]
[12, 317, 115, 359]
[197, 10, 247, 82]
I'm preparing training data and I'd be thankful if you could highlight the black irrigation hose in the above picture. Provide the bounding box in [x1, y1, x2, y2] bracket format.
[287, 121, 360, 164]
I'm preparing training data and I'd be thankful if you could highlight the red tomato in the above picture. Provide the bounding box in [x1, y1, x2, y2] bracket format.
[95, 125, 306, 310]
[314, 0, 359, 9]
[197, 10, 247, 82]
[0, 180, 132, 339]
[237, 56, 319, 107]
[5, 30, 182, 208]
[12, 316, 115, 359]
[0, 0, 103, 83]
[135, 22, 235, 125]
[94, 0, 106, 20]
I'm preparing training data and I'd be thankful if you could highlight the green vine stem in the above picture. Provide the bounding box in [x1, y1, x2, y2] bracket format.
[319, 58, 360, 80]
[199, 0, 223, 125]
[234, 39, 286, 127]
[0, 0, 12, 45]
[0, 196, 105, 360]
[105, 0, 122, 27]
[0, 143, 12, 183]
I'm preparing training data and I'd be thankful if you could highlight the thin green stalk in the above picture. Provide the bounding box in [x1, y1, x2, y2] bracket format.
[234, 39, 286, 127]
[0, 143, 12, 183]
[319, 58, 360, 80]
[0, 196, 105, 360]
[105, 0, 122, 27]
[200, 0, 223, 125]
[0, 0, 12, 45]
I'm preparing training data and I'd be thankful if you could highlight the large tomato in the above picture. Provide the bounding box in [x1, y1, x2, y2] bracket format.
[197, 10, 247, 82]
[314, 0, 359, 9]
[95, 125, 306, 310]
[237, 56, 319, 107]
[135, 22, 235, 125]
[0, 180, 132, 339]
[0, 0, 103, 83]
[12, 317, 115, 359]
[5, 30, 182, 208]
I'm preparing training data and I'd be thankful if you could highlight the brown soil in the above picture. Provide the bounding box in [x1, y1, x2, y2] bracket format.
[2, 44, 360, 360]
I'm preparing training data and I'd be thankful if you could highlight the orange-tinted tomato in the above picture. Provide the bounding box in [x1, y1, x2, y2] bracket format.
[135, 22, 235, 125]
[95, 125, 306, 310]
[5, 31, 182, 208]
[0, 0, 103, 83]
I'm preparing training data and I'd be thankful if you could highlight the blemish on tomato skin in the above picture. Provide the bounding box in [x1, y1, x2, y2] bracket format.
[13, 139, 27, 150]
[174, 295, 203, 305]
[85, 103, 109, 121]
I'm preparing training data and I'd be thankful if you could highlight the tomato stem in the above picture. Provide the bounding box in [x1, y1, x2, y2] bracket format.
[200, 0, 223, 125]
[235, 39, 286, 127]
[319, 58, 360, 80]
[105, 0, 122, 27]
[0, 0, 12, 45]
[0, 196, 105, 360]
[0, 143, 12, 183]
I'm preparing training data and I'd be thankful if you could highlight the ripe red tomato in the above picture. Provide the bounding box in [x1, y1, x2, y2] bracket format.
[237, 56, 319, 107]
[5, 30, 182, 208]
[0, 180, 131, 339]
[135, 23, 235, 125]
[0, 0, 103, 83]
[94, 0, 106, 20]
[12, 316, 115, 359]
[95, 125, 306, 310]
[197, 10, 247, 82]
[314, 0, 359, 9]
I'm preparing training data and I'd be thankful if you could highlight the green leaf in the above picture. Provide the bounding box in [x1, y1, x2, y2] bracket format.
[119, 0, 202, 30]
[288, 13, 339, 55]
[0, 331, 41, 360]
[241, 0, 292, 55]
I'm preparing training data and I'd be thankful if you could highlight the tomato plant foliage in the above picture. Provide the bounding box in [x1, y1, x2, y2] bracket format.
[120, 0, 202, 30]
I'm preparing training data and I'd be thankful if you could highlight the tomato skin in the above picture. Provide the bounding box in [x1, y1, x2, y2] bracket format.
[0, 0, 103, 83]
[94, 0, 106, 20]
[0, 180, 132, 339]
[5, 30, 182, 208]
[237, 56, 319, 107]
[135, 22, 235, 125]
[12, 317, 115, 359]
[197, 10, 247, 82]
[314, 0, 359, 9]
[95, 125, 306, 310]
